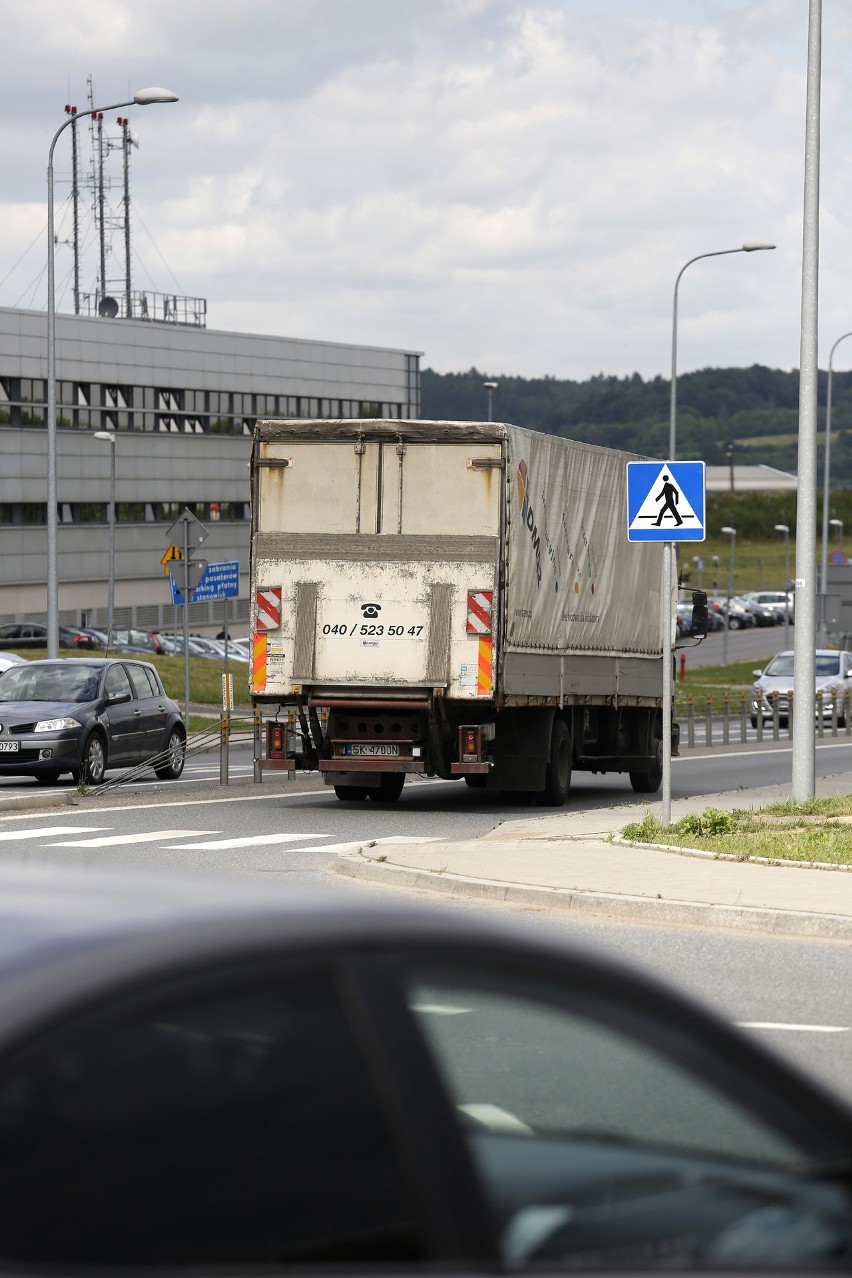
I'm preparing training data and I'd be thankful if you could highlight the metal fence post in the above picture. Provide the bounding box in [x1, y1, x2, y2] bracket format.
[817, 689, 824, 738]
[687, 692, 695, 748]
[787, 690, 794, 740]
[739, 689, 747, 742]
[771, 691, 780, 741]
[705, 694, 713, 746]
[219, 710, 230, 786]
[722, 690, 730, 744]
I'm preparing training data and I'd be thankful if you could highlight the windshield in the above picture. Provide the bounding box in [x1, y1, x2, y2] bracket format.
[0, 664, 102, 703]
[762, 654, 795, 679]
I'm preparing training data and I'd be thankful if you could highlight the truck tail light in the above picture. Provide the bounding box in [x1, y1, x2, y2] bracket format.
[460, 725, 482, 762]
[266, 722, 286, 759]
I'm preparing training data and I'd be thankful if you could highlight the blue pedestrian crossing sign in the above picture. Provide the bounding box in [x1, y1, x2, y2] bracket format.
[626, 460, 705, 543]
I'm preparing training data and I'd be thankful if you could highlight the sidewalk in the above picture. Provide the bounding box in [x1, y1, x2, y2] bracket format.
[336, 771, 852, 941]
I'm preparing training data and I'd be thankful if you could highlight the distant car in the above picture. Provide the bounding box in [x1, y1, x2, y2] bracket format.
[708, 597, 754, 630]
[0, 871, 851, 1271]
[751, 648, 852, 727]
[0, 622, 100, 651]
[106, 628, 166, 655]
[747, 590, 795, 623]
[0, 657, 185, 784]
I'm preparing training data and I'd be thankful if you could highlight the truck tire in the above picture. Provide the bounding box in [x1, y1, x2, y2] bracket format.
[629, 756, 663, 794]
[539, 718, 571, 807]
[463, 775, 488, 789]
[367, 772, 405, 802]
[333, 784, 369, 801]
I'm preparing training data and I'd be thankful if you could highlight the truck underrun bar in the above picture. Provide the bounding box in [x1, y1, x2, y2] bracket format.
[307, 698, 432, 711]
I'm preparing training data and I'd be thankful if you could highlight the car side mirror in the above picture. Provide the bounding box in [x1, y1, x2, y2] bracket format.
[109, 690, 132, 705]
[691, 591, 708, 639]
[753, 669, 764, 678]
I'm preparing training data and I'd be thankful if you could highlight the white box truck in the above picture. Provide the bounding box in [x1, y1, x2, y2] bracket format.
[249, 418, 676, 803]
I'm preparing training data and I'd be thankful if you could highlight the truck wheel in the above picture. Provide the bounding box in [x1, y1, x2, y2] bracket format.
[629, 757, 663, 794]
[333, 784, 368, 801]
[367, 772, 405, 802]
[539, 718, 572, 807]
[463, 775, 488, 789]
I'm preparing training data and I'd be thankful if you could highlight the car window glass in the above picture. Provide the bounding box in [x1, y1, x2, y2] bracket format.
[404, 970, 851, 1271]
[126, 664, 154, 700]
[105, 664, 133, 700]
[0, 967, 426, 1268]
[141, 665, 161, 695]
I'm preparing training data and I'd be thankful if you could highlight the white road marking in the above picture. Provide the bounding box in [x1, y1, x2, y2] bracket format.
[739, 1021, 850, 1033]
[48, 830, 219, 848]
[0, 826, 107, 840]
[411, 1003, 471, 1016]
[162, 832, 333, 850]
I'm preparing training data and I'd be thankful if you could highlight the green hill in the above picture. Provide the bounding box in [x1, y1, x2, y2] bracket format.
[422, 364, 852, 486]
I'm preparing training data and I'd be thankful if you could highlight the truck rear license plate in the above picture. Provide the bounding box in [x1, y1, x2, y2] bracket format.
[346, 744, 400, 757]
[0, 742, 19, 752]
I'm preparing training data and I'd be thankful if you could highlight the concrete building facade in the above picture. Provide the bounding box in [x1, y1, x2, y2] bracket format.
[0, 306, 421, 635]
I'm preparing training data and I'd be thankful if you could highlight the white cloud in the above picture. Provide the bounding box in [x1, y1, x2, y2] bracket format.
[2, 0, 851, 379]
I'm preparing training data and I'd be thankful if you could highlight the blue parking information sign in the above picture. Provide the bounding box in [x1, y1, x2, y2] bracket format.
[626, 461, 705, 543]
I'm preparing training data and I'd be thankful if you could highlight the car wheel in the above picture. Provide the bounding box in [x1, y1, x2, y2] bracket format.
[750, 715, 758, 729]
[333, 784, 368, 801]
[33, 770, 62, 785]
[153, 727, 186, 780]
[73, 732, 106, 786]
[729, 616, 742, 631]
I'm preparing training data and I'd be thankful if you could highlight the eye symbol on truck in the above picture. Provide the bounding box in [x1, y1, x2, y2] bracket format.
[360, 602, 382, 619]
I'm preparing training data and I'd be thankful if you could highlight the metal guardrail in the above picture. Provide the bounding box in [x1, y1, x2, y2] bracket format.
[679, 688, 852, 748]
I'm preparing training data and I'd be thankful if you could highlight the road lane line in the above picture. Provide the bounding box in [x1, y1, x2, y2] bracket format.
[48, 830, 219, 848]
[162, 832, 333, 850]
[738, 1021, 850, 1033]
[0, 826, 107, 840]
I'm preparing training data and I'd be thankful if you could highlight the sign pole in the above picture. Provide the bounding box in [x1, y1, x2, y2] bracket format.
[662, 544, 672, 826]
[183, 518, 191, 721]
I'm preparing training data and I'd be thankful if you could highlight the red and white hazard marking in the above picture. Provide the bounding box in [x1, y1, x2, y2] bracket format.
[466, 590, 493, 635]
[256, 587, 282, 631]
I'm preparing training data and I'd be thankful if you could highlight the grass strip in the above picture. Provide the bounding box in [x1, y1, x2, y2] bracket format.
[621, 797, 852, 866]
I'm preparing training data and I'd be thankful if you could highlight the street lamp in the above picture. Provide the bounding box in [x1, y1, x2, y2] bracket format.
[483, 381, 498, 422]
[774, 523, 791, 647]
[46, 86, 179, 657]
[669, 243, 775, 460]
[721, 526, 736, 666]
[93, 430, 116, 637]
[831, 518, 844, 554]
[819, 331, 852, 644]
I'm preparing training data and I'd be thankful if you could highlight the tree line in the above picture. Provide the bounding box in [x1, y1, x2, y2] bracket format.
[421, 364, 852, 485]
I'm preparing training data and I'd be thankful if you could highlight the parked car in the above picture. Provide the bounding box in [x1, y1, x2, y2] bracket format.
[747, 590, 795, 623]
[0, 869, 850, 1271]
[0, 657, 185, 784]
[0, 622, 100, 651]
[708, 597, 755, 630]
[751, 648, 852, 727]
[106, 628, 166, 655]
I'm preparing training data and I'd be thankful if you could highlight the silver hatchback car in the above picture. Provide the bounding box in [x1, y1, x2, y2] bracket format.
[751, 648, 852, 727]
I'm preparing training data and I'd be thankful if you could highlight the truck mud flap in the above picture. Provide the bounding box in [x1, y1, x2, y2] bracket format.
[489, 707, 555, 791]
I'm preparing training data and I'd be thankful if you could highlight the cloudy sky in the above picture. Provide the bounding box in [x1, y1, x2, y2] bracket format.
[2, 1, 851, 381]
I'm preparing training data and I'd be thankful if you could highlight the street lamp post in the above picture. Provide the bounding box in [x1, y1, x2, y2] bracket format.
[483, 381, 497, 422]
[819, 331, 852, 645]
[774, 523, 791, 648]
[93, 431, 116, 637]
[721, 526, 736, 666]
[46, 86, 178, 657]
[669, 244, 775, 461]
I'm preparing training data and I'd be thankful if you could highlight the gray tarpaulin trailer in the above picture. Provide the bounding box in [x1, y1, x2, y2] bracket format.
[249, 418, 676, 804]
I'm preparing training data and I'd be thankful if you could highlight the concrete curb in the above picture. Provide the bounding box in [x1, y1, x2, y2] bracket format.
[335, 853, 852, 941]
[0, 791, 80, 816]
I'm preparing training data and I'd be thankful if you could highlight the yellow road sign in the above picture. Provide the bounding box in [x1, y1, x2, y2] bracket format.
[161, 543, 185, 575]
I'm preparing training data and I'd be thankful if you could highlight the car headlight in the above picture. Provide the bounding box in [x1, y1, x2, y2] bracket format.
[34, 717, 81, 733]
